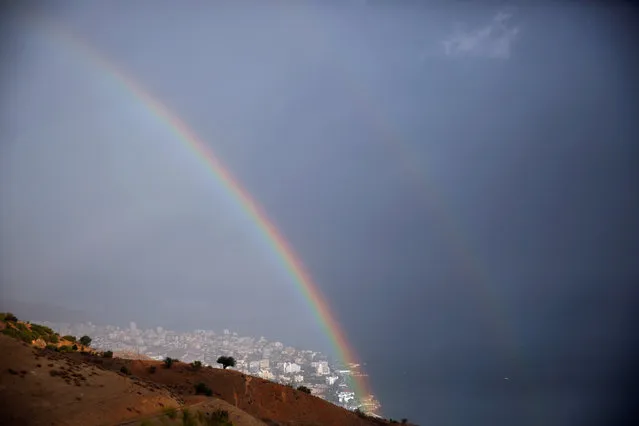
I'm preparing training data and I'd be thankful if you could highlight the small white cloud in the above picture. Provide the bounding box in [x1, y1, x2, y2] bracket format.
[442, 12, 520, 59]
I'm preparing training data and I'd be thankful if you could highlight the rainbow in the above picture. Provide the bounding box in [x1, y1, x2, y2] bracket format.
[37, 19, 377, 409]
[297, 3, 521, 362]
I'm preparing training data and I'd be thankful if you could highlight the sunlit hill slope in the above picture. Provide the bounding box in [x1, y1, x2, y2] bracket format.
[0, 312, 416, 426]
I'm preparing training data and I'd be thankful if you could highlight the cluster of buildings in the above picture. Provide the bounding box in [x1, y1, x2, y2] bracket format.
[40, 320, 381, 414]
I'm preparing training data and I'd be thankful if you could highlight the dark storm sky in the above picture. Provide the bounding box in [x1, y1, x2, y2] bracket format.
[1, 1, 638, 424]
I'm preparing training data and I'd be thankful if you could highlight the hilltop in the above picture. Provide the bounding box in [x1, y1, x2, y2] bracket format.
[0, 313, 416, 425]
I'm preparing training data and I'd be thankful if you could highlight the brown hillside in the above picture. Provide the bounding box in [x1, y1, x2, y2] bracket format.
[0, 334, 179, 425]
[81, 356, 393, 426]
[0, 334, 262, 426]
[0, 330, 410, 426]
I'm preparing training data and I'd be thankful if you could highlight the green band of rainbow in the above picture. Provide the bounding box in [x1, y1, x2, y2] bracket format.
[39, 18, 376, 409]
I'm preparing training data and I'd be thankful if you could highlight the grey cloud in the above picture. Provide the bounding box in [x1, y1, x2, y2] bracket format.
[442, 11, 520, 59]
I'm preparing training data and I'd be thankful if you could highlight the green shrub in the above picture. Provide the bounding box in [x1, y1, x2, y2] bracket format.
[15, 323, 37, 342]
[194, 382, 213, 396]
[62, 335, 76, 343]
[49, 334, 59, 343]
[216, 355, 236, 369]
[163, 407, 177, 419]
[103, 350, 113, 358]
[297, 385, 311, 394]
[163, 357, 175, 369]
[191, 360, 203, 370]
[79, 335, 92, 347]
[2, 326, 33, 343]
[182, 408, 196, 426]
[4, 313, 18, 322]
[210, 409, 232, 425]
[29, 323, 55, 337]
[354, 408, 367, 418]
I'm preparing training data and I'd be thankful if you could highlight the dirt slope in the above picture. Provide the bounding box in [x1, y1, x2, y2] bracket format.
[0, 335, 261, 426]
[120, 399, 267, 426]
[99, 358, 392, 426]
[0, 318, 408, 426]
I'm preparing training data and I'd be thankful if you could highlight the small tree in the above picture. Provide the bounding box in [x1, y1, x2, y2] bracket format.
[297, 385, 311, 394]
[194, 382, 213, 396]
[103, 350, 113, 358]
[79, 335, 92, 347]
[216, 356, 236, 369]
[210, 409, 230, 423]
[4, 312, 18, 322]
[163, 357, 175, 369]
[191, 360, 203, 370]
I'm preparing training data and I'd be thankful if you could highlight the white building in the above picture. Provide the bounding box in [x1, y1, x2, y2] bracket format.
[283, 362, 301, 374]
[316, 361, 330, 376]
[326, 375, 338, 385]
[338, 391, 355, 403]
[259, 369, 275, 380]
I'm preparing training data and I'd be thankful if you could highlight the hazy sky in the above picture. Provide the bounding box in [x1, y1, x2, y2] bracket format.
[1, 1, 638, 424]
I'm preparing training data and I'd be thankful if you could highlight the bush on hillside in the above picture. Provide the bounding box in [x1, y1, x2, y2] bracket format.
[163, 357, 176, 368]
[163, 407, 177, 419]
[216, 355, 236, 369]
[62, 335, 76, 343]
[297, 385, 312, 394]
[354, 408, 367, 418]
[120, 366, 131, 375]
[15, 322, 32, 334]
[210, 409, 232, 425]
[401, 419, 408, 424]
[27, 323, 60, 344]
[79, 335, 92, 347]
[194, 382, 213, 396]
[103, 350, 113, 358]
[191, 360, 203, 370]
[182, 408, 195, 426]
[58, 345, 73, 353]
[4, 313, 18, 322]
[29, 323, 55, 336]
[2, 326, 33, 343]
[71, 344, 78, 351]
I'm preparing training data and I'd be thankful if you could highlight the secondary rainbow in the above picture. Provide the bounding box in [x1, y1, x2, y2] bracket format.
[296, 3, 521, 365]
[39, 19, 377, 408]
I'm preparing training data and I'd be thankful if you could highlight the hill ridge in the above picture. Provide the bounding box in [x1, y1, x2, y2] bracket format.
[0, 312, 416, 426]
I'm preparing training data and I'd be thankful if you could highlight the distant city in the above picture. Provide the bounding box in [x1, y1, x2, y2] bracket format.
[38, 319, 381, 415]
